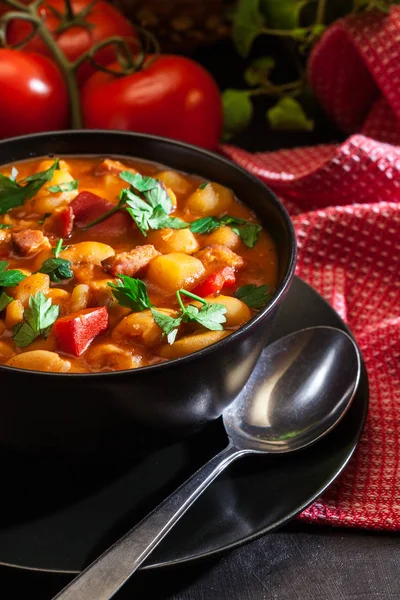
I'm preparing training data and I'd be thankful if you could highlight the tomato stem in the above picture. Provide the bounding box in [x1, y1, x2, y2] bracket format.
[63, 0, 75, 21]
[27, 5, 83, 128]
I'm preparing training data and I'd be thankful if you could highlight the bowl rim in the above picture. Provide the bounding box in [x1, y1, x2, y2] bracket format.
[0, 129, 297, 377]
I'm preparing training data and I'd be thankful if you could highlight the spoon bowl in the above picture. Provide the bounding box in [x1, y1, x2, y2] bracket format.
[223, 326, 361, 453]
[54, 326, 361, 600]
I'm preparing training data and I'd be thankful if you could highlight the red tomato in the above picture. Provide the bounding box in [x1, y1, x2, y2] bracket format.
[0, 49, 69, 140]
[7, 0, 137, 83]
[81, 55, 223, 150]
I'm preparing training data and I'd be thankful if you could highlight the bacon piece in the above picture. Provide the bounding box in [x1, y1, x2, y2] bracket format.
[194, 244, 245, 272]
[43, 206, 75, 238]
[102, 245, 160, 277]
[11, 229, 51, 257]
[93, 159, 136, 176]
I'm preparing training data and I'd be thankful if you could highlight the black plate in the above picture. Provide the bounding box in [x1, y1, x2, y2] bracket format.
[0, 277, 368, 574]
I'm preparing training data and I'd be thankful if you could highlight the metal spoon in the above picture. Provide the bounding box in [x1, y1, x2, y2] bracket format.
[54, 326, 361, 600]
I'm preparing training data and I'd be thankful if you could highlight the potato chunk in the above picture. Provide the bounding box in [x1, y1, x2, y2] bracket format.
[11, 273, 50, 307]
[5, 300, 24, 329]
[69, 284, 90, 313]
[47, 288, 71, 316]
[158, 330, 230, 359]
[60, 242, 114, 266]
[156, 171, 193, 198]
[185, 183, 233, 216]
[147, 229, 199, 254]
[28, 163, 78, 214]
[113, 309, 178, 348]
[147, 253, 205, 293]
[195, 295, 251, 327]
[204, 226, 240, 250]
[85, 343, 143, 371]
[7, 350, 71, 372]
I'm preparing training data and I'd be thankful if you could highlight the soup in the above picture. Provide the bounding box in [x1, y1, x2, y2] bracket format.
[0, 156, 278, 373]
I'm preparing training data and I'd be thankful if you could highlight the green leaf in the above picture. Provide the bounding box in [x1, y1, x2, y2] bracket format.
[232, 223, 262, 248]
[244, 56, 275, 86]
[151, 309, 182, 344]
[185, 302, 227, 330]
[13, 291, 59, 347]
[148, 206, 188, 231]
[124, 191, 154, 236]
[38, 258, 73, 283]
[0, 183, 25, 215]
[267, 97, 314, 131]
[108, 276, 152, 312]
[47, 179, 79, 193]
[0, 224, 12, 229]
[260, 0, 307, 29]
[222, 89, 253, 141]
[189, 216, 221, 234]
[0, 159, 60, 214]
[198, 182, 209, 190]
[0, 292, 12, 311]
[120, 170, 174, 214]
[232, 0, 265, 56]
[0, 261, 27, 287]
[190, 215, 260, 247]
[12, 323, 36, 348]
[145, 185, 172, 214]
[235, 283, 272, 309]
[21, 158, 60, 199]
[119, 171, 159, 192]
[25, 292, 59, 333]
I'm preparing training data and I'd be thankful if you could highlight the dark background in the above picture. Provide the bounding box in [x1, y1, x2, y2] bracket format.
[1, 39, 399, 600]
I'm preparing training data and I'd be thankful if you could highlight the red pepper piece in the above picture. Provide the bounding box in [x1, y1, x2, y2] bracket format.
[53, 307, 109, 357]
[192, 267, 236, 297]
[71, 191, 131, 237]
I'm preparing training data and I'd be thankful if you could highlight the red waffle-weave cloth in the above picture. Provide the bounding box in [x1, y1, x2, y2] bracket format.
[221, 8, 400, 531]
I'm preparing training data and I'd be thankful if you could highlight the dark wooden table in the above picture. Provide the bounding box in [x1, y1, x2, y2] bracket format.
[1, 522, 399, 599]
[1, 39, 400, 600]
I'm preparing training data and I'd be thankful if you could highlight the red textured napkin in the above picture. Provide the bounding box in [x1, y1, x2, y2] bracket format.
[221, 8, 400, 531]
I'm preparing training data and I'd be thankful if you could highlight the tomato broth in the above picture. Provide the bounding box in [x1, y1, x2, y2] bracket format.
[0, 156, 278, 372]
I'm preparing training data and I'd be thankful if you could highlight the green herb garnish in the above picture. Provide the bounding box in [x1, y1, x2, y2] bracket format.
[53, 238, 65, 258]
[235, 284, 271, 309]
[84, 172, 188, 234]
[36, 238, 72, 282]
[0, 159, 60, 214]
[108, 276, 153, 312]
[12, 291, 59, 348]
[189, 215, 261, 248]
[0, 292, 12, 311]
[47, 180, 79, 193]
[0, 224, 12, 229]
[38, 258, 73, 283]
[152, 289, 227, 345]
[0, 260, 27, 287]
[198, 182, 209, 190]
[108, 275, 227, 345]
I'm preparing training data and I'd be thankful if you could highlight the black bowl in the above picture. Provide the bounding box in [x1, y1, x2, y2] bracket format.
[0, 130, 296, 455]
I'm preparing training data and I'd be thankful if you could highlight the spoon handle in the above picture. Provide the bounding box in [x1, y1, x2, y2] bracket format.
[54, 443, 250, 600]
